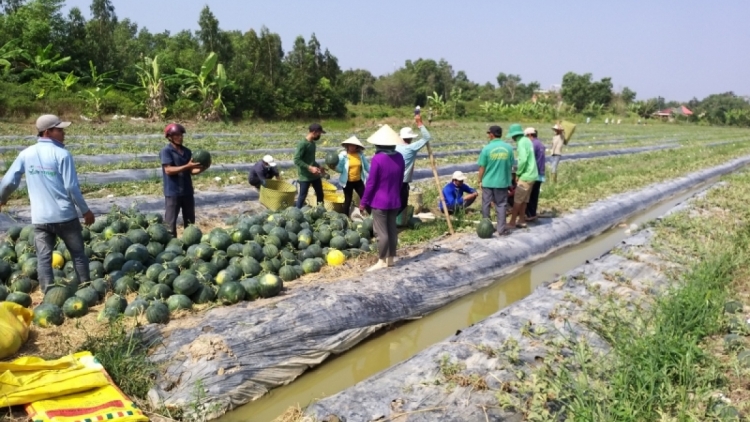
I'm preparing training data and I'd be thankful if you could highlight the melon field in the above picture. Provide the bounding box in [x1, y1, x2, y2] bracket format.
[0, 119, 748, 421]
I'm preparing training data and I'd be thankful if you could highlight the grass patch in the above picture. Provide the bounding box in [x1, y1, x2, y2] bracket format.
[79, 318, 158, 400]
[492, 172, 750, 421]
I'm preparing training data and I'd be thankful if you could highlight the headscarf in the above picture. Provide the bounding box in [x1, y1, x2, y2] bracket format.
[375, 145, 397, 155]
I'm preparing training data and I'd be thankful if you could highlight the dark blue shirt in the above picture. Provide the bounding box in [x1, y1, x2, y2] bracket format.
[439, 181, 476, 211]
[160, 144, 194, 197]
[248, 160, 279, 185]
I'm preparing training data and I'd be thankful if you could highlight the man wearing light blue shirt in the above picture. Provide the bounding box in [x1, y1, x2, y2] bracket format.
[0, 115, 94, 294]
[395, 114, 432, 215]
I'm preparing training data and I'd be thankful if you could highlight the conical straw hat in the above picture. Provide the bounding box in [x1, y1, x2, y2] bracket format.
[341, 136, 365, 148]
[367, 124, 405, 146]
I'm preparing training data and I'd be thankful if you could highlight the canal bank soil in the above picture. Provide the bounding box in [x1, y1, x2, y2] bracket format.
[306, 176, 750, 422]
[139, 156, 750, 418]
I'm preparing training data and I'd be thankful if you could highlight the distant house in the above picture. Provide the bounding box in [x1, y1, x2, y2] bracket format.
[653, 105, 693, 120]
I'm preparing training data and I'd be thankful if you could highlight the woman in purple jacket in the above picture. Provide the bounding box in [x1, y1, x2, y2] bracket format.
[360, 125, 406, 272]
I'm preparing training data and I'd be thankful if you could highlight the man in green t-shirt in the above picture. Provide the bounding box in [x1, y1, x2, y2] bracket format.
[477, 125, 514, 236]
[294, 123, 327, 208]
[507, 123, 538, 229]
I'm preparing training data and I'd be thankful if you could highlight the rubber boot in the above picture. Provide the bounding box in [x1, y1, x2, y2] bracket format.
[386, 256, 395, 267]
[366, 259, 388, 272]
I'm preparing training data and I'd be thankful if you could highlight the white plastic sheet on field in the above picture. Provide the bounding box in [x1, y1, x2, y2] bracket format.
[141, 154, 750, 418]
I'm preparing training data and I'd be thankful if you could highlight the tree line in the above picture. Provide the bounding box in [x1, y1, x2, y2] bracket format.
[1, 0, 748, 126]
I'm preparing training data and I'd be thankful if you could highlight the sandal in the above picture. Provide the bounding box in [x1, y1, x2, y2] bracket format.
[517, 223, 528, 229]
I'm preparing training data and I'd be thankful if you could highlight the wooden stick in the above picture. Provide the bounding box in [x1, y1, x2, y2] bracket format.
[427, 142, 455, 235]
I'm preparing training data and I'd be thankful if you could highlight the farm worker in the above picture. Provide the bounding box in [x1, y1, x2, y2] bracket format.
[248, 155, 280, 190]
[506, 123, 538, 230]
[160, 123, 206, 237]
[0, 114, 95, 295]
[524, 127, 545, 222]
[336, 136, 369, 217]
[360, 125, 406, 272]
[294, 123, 327, 208]
[477, 125, 514, 236]
[549, 124, 565, 183]
[395, 113, 432, 217]
[438, 171, 478, 214]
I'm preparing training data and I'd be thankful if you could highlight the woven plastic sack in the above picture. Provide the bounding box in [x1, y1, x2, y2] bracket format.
[26, 353, 147, 422]
[0, 352, 110, 407]
[0, 301, 32, 359]
[561, 120, 577, 145]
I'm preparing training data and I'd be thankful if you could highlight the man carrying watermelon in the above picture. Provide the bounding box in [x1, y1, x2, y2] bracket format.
[294, 123, 327, 208]
[0, 114, 95, 294]
[160, 123, 206, 237]
[395, 113, 432, 217]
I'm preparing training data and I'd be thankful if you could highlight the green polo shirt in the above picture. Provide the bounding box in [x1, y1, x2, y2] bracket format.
[293, 139, 320, 182]
[478, 140, 514, 188]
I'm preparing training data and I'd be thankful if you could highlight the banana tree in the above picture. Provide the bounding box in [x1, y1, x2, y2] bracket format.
[175, 52, 231, 121]
[19, 44, 71, 80]
[81, 85, 113, 122]
[37, 71, 80, 98]
[133, 55, 169, 121]
[427, 91, 446, 118]
[79, 62, 116, 121]
[0, 40, 24, 72]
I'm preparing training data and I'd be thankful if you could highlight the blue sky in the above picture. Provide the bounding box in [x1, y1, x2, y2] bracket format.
[62, 0, 749, 102]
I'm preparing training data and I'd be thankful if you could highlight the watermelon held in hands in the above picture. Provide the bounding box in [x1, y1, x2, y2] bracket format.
[325, 151, 340, 168]
[193, 150, 212, 169]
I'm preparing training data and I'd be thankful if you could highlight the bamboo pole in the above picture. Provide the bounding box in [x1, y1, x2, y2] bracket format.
[427, 141, 455, 235]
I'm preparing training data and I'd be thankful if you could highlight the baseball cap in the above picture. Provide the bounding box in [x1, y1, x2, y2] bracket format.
[309, 123, 326, 133]
[487, 125, 503, 137]
[36, 114, 71, 132]
[524, 127, 537, 135]
[451, 171, 467, 181]
[263, 155, 277, 167]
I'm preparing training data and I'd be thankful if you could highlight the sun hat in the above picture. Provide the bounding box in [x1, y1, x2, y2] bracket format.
[451, 171, 467, 181]
[487, 125, 502, 137]
[507, 123, 525, 138]
[367, 124, 406, 146]
[399, 127, 419, 139]
[341, 136, 365, 148]
[262, 155, 277, 167]
[524, 127, 537, 136]
[552, 124, 563, 131]
[36, 114, 71, 132]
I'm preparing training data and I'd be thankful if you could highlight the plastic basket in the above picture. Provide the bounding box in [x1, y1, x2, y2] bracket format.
[259, 179, 297, 211]
[409, 190, 424, 212]
[396, 205, 414, 228]
[321, 179, 337, 192]
[307, 191, 345, 213]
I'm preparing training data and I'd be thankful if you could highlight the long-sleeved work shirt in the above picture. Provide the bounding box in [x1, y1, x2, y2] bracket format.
[0, 138, 90, 224]
[395, 126, 431, 183]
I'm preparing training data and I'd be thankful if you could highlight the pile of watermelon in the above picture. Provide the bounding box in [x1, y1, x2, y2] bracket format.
[0, 204, 376, 327]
